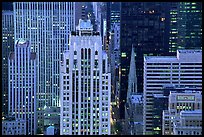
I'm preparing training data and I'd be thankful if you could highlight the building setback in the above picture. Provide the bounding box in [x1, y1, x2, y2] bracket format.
[2, 10, 14, 115]
[8, 39, 37, 135]
[143, 49, 202, 135]
[60, 19, 111, 135]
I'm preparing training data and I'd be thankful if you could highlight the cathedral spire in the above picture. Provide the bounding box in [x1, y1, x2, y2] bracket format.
[127, 46, 137, 102]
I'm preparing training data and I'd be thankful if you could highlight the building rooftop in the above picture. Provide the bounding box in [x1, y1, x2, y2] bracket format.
[153, 94, 168, 98]
[47, 126, 55, 129]
[145, 49, 202, 62]
[130, 94, 143, 104]
[78, 19, 93, 31]
[144, 56, 177, 62]
[178, 49, 202, 53]
[180, 110, 202, 116]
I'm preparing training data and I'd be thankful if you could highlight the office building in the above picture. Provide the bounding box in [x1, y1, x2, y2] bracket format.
[60, 19, 111, 135]
[8, 39, 37, 135]
[168, 2, 179, 53]
[106, 2, 120, 46]
[143, 49, 202, 135]
[173, 110, 202, 135]
[2, 10, 14, 115]
[109, 23, 120, 103]
[13, 2, 76, 133]
[169, 2, 202, 53]
[152, 94, 168, 135]
[162, 90, 202, 135]
[178, 2, 202, 51]
[120, 2, 170, 119]
[13, 2, 76, 107]
[109, 2, 120, 28]
[2, 116, 26, 135]
[75, 2, 86, 26]
[43, 107, 60, 135]
[112, 23, 120, 105]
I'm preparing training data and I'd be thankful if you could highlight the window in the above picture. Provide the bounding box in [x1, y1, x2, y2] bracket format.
[74, 51, 77, 55]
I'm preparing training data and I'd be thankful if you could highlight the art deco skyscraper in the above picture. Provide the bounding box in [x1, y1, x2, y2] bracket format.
[60, 19, 111, 135]
[13, 2, 76, 108]
[8, 39, 37, 135]
[2, 10, 14, 115]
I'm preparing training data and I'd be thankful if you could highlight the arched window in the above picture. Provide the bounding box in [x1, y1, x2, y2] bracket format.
[95, 50, 98, 55]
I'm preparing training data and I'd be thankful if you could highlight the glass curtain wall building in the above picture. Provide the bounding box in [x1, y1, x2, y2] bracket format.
[169, 2, 202, 53]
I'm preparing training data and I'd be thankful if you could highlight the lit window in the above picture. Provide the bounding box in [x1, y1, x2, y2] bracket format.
[161, 18, 165, 21]
[121, 52, 126, 57]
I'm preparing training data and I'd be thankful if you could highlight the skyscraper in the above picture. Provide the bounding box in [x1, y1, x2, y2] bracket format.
[169, 2, 202, 53]
[60, 19, 111, 135]
[13, 2, 76, 133]
[143, 49, 202, 135]
[106, 2, 120, 30]
[8, 39, 37, 135]
[120, 2, 170, 119]
[13, 2, 76, 108]
[2, 10, 14, 115]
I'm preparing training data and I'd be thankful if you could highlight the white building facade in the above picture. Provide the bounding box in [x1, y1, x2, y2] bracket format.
[143, 50, 202, 135]
[60, 20, 111, 135]
[162, 90, 202, 135]
[8, 39, 37, 135]
[173, 110, 202, 135]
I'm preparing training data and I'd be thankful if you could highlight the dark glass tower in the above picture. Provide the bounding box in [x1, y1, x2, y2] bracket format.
[152, 94, 168, 135]
[106, 2, 121, 51]
[119, 2, 170, 119]
[169, 2, 202, 53]
[106, 2, 121, 31]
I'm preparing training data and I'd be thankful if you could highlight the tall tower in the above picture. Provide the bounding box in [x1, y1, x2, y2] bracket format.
[8, 39, 37, 135]
[60, 19, 111, 135]
[2, 10, 14, 116]
[13, 2, 76, 108]
[120, 2, 170, 119]
[169, 2, 202, 53]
